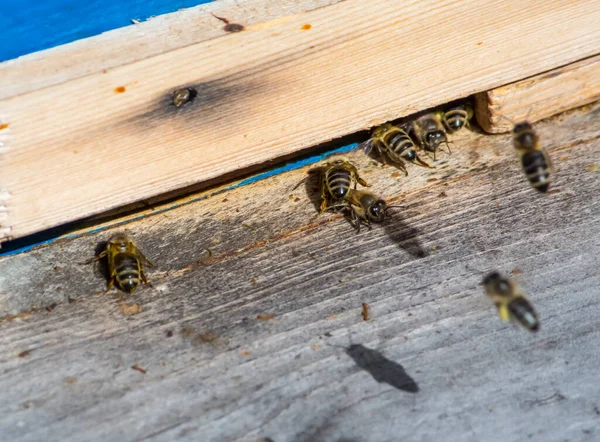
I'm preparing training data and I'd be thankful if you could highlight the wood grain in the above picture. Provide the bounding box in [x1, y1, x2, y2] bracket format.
[476, 54, 600, 133]
[0, 104, 599, 441]
[0, 0, 344, 100]
[1, 0, 599, 244]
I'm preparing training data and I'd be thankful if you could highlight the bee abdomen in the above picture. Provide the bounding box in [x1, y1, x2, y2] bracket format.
[114, 254, 140, 293]
[521, 151, 551, 192]
[509, 298, 539, 332]
[444, 110, 467, 132]
[388, 131, 414, 157]
[327, 168, 352, 199]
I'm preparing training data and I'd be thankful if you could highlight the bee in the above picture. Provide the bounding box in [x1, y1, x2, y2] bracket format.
[173, 87, 197, 107]
[482, 271, 539, 332]
[318, 159, 369, 213]
[440, 103, 473, 133]
[85, 233, 153, 294]
[328, 189, 390, 232]
[412, 113, 451, 160]
[363, 123, 432, 174]
[512, 120, 552, 193]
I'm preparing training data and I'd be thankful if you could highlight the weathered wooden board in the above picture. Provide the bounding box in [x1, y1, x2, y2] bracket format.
[476, 54, 600, 133]
[0, 104, 599, 441]
[1, 0, 599, 244]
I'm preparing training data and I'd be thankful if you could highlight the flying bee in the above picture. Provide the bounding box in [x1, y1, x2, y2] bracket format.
[328, 189, 393, 233]
[318, 159, 369, 214]
[482, 271, 539, 332]
[511, 120, 552, 193]
[363, 123, 432, 174]
[441, 103, 473, 133]
[85, 233, 153, 294]
[411, 113, 451, 160]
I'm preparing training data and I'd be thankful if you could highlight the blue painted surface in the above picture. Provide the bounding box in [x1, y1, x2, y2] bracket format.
[0, 143, 360, 257]
[0, 0, 213, 62]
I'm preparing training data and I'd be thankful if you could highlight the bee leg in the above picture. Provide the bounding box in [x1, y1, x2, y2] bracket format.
[141, 269, 154, 287]
[385, 151, 408, 176]
[413, 153, 433, 169]
[348, 209, 361, 233]
[319, 180, 330, 214]
[137, 250, 153, 267]
[496, 303, 511, 322]
[81, 250, 108, 265]
[292, 176, 308, 191]
[103, 276, 116, 295]
[356, 176, 370, 188]
[319, 198, 329, 215]
[399, 162, 408, 177]
[445, 141, 453, 155]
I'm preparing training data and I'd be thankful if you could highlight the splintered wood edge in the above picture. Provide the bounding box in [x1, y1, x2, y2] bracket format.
[1, 0, 599, 244]
[0, 0, 345, 100]
[475, 54, 600, 133]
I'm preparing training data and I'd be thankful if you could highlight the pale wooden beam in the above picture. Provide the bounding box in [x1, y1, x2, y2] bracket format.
[0, 0, 345, 100]
[1, 0, 599, 243]
[475, 54, 600, 133]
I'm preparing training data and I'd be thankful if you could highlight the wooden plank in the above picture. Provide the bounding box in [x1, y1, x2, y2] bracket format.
[0, 104, 599, 441]
[476, 54, 600, 133]
[0, 0, 344, 100]
[1, 0, 599, 244]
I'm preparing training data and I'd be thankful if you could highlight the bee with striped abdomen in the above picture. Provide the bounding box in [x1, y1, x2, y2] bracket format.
[512, 120, 552, 193]
[363, 123, 432, 174]
[86, 233, 153, 294]
[441, 103, 473, 133]
[412, 113, 451, 160]
[318, 159, 369, 214]
[482, 271, 539, 332]
[328, 189, 390, 233]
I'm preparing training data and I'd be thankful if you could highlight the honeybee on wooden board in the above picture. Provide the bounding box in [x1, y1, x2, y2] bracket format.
[328, 189, 391, 233]
[440, 103, 473, 133]
[412, 113, 451, 159]
[85, 233, 153, 294]
[362, 123, 432, 174]
[318, 159, 369, 214]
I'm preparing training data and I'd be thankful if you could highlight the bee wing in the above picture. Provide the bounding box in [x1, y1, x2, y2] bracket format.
[359, 139, 375, 155]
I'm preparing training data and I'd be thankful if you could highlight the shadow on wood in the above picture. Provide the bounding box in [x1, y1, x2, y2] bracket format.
[346, 344, 419, 393]
[383, 211, 427, 259]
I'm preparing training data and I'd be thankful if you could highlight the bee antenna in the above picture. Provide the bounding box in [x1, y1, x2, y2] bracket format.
[292, 176, 309, 191]
[384, 205, 403, 217]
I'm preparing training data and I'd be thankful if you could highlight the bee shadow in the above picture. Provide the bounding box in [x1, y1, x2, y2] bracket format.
[383, 210, 427, 259]
[301, 166, 326, 214]
[346, 344, 419, 393]
[90, 241, 110, 284]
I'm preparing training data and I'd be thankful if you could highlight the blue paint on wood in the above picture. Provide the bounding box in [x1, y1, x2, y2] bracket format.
[0, 143, 360, 257]
[0, 0, 213, 62]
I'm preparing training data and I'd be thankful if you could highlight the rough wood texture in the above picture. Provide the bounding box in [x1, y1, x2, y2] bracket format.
[0, 0, 345, 99]
[0, 104, 599, 441]
[1, 0, 599, 244]
[476, 54, 600, 133]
